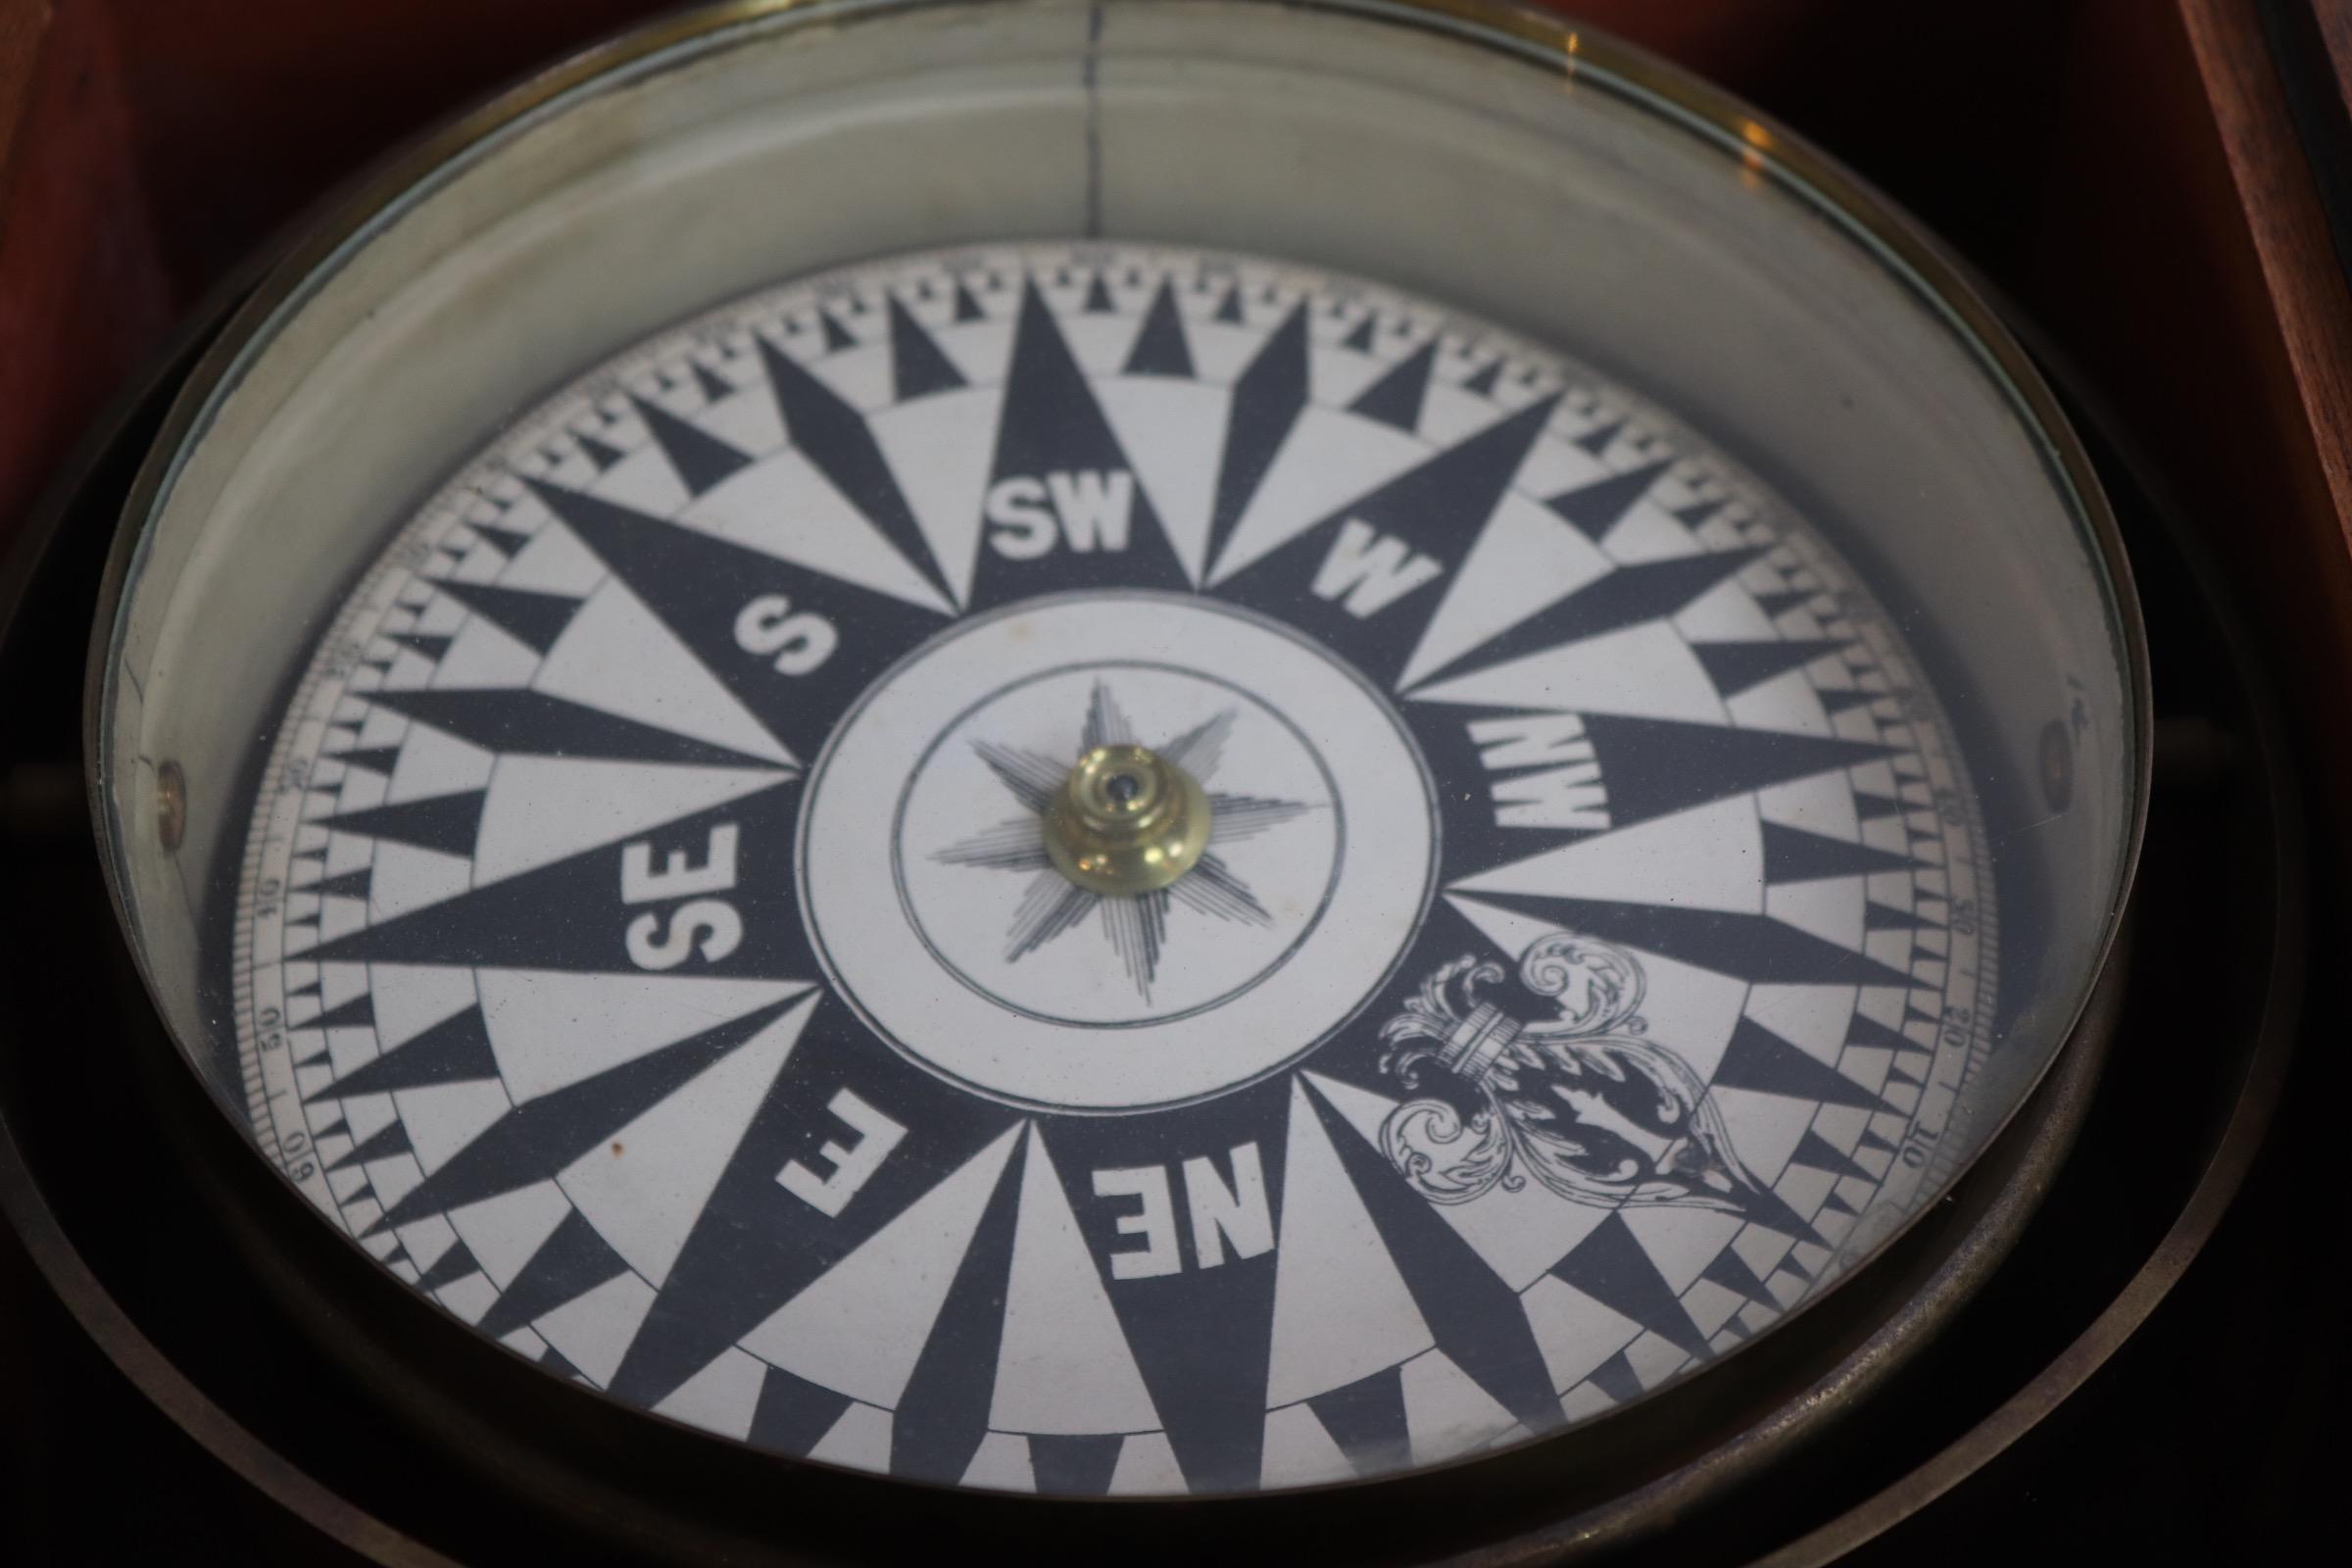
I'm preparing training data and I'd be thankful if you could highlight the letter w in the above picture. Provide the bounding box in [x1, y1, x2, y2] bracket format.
[1311, 517, 1444, 616]
[1048, 469, 1136, 552]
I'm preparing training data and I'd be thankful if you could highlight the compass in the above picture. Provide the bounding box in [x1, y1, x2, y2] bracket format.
[72, 0, 2144, 1533]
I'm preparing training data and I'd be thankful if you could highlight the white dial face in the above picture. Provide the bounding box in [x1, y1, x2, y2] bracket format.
[220, 242, 1992, 1496]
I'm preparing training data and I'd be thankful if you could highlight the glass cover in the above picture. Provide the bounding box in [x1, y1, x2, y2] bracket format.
[94, 0, 2139, 1499]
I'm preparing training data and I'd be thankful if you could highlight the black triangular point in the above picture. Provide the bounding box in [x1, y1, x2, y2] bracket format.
[525, 478, 936, 763]
[328, 1120, 412, 1172]
[888, 1131, 1027, 1485]
[1122, 278, 1194, 378]
[1700, 1246, 1778, 1309]
[311, 994, 373, 1030]
[316, 785, 804, 977]
[1713, 1017, 1889, 1113]
[1755, 587, 1820, 620]
[1348, 341, 1437, 431]
[749, 1365, 853, 1460]
[326, 743, 400, 777]
[1461, 360, 1502, 397]
[1575, 420, 1624, 457]
[309, 1006, 499, 1101]
[369, 997, 800, 1232]
[433, 574, 580, 655]
[1241, 393, 1555, 607]
[1581, 715, 1888, 829]
[1082, 271, 1116, 313]
[692, 361, 736, 405]
[967, 283, 1187, 602]
[1214, 285, 1247, 324]
[756, 336, 954, 605]
[996, 282, 1121, 472]
[305, 866, 371, 902]
[1552, 1213, 1711, 1361]
[476, 1208, 631, 1342]
[538, 1346, 589, 1383]
[1419, 547, 1763, 687]
[1586, 1351, 1644, 1405]
[886, 295, 966, 401]
[1848, 1013, 1931, 1056]
[1788, 1129, 1873, 1183]
[1762, 821, 1918, 883]
[1468, 891, 1919, 991]
[575, 431, 626, 470]
[1306, 1366, 1411, 1478]
[1034, 1078, 1286, 1497]
[1695, 639, 1849, 697]
[1341, 315, 1377, 353]
[951, 277, 987, 322]
[367, 686, 769, 769]
[416, 1241, 483, 1292]
[630, 395, 752, 496]
[324, 791, 483, 858]
[470, 520, 535, 561]
[1545, 459, 1672, 543]
[388, 632, 451, 662]
[1204, 303, 1310, 571]
[817, 309, 858, 354]
[1029, 1434, 1122, 1497]
[1303, 1082, 1562, 1434]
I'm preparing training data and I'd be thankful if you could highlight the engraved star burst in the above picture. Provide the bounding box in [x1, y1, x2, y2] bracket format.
[932, 680, 1315, 1000]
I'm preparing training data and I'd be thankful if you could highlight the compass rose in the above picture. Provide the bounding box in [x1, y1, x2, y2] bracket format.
[181, 238, 1999, 1496]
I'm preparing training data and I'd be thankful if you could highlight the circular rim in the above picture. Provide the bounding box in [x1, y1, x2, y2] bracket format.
[11, 298, 2264, 1567]
[71, 0, 2157, 1526]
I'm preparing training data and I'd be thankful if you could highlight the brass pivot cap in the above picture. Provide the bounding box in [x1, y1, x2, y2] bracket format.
[1045, 743, 1213, 896]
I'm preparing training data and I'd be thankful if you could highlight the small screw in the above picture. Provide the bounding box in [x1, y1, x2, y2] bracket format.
[157, 760, 187, 853]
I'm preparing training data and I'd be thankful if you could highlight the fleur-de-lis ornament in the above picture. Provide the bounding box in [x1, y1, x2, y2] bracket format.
[1376, 933, 1819, 1244]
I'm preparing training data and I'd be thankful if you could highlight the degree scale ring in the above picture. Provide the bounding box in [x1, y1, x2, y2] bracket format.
[87, 0, 2144, 1509]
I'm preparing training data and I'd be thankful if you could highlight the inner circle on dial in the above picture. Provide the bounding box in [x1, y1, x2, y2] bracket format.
[804, 593, 1434, 1110]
